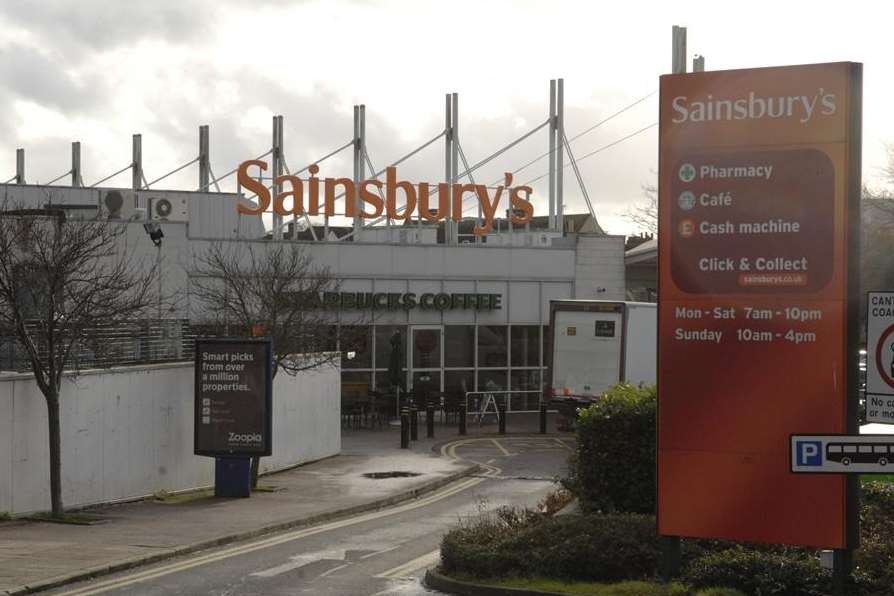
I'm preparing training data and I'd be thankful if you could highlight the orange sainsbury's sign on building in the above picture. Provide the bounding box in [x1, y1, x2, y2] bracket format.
[658, 62, 862, 549]
[235, 160, 535, 236]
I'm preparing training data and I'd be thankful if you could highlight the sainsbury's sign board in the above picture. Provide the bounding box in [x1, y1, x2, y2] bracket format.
[236, 161, 534, 236]
[658, 62, 862, 549]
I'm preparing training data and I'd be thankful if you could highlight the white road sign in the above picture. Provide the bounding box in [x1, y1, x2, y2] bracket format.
[791, 434, 894, 473]
[866, 292, 894, 424]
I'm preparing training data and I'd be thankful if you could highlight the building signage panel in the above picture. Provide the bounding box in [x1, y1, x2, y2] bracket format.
[866, 292, 894, 424]
[236, 162, 535, 236]
[791, 435, 894, 473]
[658, 62, 862, 548]
[322, 291, 502, 311]
[194, 338, 273, 457]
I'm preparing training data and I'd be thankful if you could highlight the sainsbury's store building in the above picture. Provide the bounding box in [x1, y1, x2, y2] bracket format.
[0, 179, 625, 399]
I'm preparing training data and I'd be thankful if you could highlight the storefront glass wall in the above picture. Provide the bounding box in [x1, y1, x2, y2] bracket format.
[340, 324, 548, 402]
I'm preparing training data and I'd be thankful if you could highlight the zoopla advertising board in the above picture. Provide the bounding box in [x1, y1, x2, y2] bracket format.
[194, 338, 273, 457]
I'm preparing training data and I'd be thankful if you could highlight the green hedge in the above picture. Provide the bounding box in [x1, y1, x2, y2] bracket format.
[568, 383, 656, 514]
[856, 481, 894, 593]
[441, 511, 659, 582]
[683, 548, 831, 596]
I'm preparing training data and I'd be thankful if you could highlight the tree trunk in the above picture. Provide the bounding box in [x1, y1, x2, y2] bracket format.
[45, 390, 64, 517]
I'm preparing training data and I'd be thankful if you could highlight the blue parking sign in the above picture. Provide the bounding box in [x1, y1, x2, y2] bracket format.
[796, 441, 823, 466]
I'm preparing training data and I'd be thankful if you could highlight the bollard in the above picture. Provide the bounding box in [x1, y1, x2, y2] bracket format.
[459, 403, 467, 435]
[400, 407, 409, 449]
[498, 399, 507, 435]
[410, 404, 418, 441]
[426, 403, 435, 438]
[539, 402, 548, 434]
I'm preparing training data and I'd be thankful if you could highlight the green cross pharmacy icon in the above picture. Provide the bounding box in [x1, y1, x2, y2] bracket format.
[678, 163, 696, 183]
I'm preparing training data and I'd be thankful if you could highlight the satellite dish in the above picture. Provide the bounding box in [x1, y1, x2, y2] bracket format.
[296, 219, 309, 232]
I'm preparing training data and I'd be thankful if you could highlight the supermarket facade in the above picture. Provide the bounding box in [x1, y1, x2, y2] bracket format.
[0, 180, 626, 398]
[1, 84, 637, 396]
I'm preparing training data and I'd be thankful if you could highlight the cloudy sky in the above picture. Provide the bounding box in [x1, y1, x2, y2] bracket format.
[1, 0, 892, 235]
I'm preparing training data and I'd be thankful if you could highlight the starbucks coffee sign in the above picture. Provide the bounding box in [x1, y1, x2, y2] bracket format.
[324, 291, 501, 311]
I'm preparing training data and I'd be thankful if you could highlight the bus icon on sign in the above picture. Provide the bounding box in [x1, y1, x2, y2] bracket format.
[826, 442, 892, 466]
[795, 441, 823, 466]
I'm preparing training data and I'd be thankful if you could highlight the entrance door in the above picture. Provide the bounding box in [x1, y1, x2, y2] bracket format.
[409, 325, 443, 396]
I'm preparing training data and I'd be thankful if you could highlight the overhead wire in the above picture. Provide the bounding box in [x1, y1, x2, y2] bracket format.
[488, 89, 657, 186]
[521, 122, 658, 187]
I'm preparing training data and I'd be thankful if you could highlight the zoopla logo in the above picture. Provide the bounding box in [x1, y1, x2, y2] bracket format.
[228, 432, 262, 443]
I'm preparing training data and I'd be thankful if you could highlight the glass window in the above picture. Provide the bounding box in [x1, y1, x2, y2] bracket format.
[444, 370, 474, 397]
[510, 369, 541, 390]
[510, 369, 542, 411]
[445, 325, 475, 368]
[542, 325, 550, 367]
[478, 325, 507, 367]
[477, 369, 507, 392]
[341, 371, 371, 397]
[511, 325, 540, 367]
[411, 371, 441, 401]
[375, 326, 406, 371]
[412, 327, 441, 369]
[341, 326, 371, 369]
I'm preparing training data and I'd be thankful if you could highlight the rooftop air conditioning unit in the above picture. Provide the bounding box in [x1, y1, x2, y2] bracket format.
[148, 196, 188, 222]
[100, 189, 139, 221]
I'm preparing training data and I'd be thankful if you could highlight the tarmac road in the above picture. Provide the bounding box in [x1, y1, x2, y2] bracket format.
[46, 436, 574, 596]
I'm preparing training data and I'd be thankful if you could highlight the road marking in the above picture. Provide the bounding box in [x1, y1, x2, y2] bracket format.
[375, 549, 441, 579]
[553, 438, 574, 452]
[360, 545, 401, 559]
[250, 548, 347, 578]
[440, 438, 502, 476]
[490, 438, 512, 456]
[317, 563, 350, 578]
[53, 478, 483, 596]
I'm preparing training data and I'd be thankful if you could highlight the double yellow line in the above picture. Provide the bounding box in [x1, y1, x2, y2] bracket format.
[55, 475, 483, 596]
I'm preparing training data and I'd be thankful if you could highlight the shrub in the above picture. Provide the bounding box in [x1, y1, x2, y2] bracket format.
[569, 382, 656, 514]
[508, 513, 659, 582]
[439, 505, 546, 578]
[683, 547, 831, 596]
[441, 512, 660, 582]
[856, 481, 894, 592]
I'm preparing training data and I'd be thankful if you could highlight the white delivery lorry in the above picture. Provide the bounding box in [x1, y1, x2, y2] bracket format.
[547, 300, 656, 399]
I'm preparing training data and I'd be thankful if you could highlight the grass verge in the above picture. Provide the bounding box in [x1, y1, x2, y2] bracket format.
[862, 474, 894, 484]
[488, 577, 744, 595]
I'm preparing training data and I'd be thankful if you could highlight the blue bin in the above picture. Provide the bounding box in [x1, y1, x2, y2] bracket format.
[214, 457, 252, 498]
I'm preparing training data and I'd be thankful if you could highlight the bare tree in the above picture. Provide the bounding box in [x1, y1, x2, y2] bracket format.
[191, 241, 368, 487]
[0, 206, 159, 517]
[624, 183, 658, 235]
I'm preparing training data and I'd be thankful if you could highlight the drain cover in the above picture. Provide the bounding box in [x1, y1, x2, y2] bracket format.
[363, 471, 421, 479]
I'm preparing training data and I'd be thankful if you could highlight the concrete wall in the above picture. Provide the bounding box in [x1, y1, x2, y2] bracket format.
[0, 361, 340, 515]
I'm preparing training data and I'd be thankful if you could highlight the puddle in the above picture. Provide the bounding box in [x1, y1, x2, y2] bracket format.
[363, 471, 422, 479]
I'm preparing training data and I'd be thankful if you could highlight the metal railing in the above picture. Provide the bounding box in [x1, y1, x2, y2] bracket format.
[464, 389, 545, 415]
[0, 319, 195, 373]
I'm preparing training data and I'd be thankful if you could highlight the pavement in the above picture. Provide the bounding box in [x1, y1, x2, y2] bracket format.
[0, 424, 494, 596]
